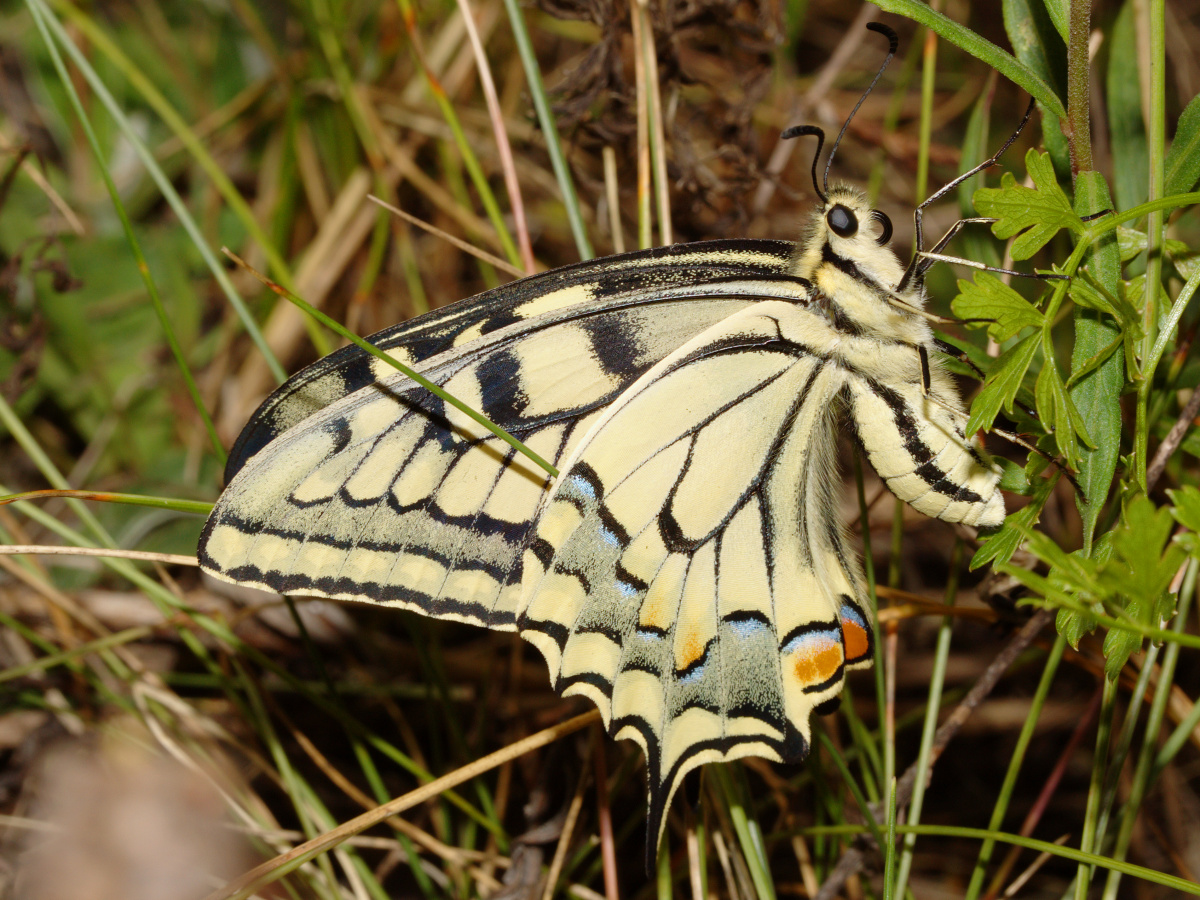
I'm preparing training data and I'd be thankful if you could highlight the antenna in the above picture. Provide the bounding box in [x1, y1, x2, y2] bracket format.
[823, 22, 898, 194]
[779, 124, 827, 203]
[780, 22, 899, 202]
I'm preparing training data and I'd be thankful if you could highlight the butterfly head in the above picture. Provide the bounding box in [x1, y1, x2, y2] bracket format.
[818, 185, 893, 251]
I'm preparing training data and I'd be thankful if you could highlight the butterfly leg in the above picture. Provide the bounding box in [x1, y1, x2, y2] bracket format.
[897, 98, 1038, 292]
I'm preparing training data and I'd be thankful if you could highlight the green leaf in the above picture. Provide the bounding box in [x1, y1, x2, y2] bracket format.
[997, 458, 1032, 494]
[1058, 605, 1099, 649]
[1170, 248, 1200, 282]
[1069, 172, 1124, 552]
[1003, 0, 1070, 176]
[1041, 0, 1069, 42]
[1065, 333, 1122, 390]
[1095, 496, 1186, 678]
[1102, 602, 1145, 679]
[1116, 226, 1148, 263]
[1107, 1, 1149, 210]
[974, 150, 1082, 260]
[1165, 94, 1200, 196]
[868, 0, 1066, 119]
[971, 475, 1056, 570]
[1035, 358, 1092, 467]
[966, 331, 1040, 436]
[1052, 532, 1113, 647]
[951, 273, 1045, 341]
[1171, 485, 1200, 558]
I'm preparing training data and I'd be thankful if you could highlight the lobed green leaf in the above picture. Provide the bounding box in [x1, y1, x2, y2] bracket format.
[951, 273, 1045, 342]
[974, 150, 1082, 259]
[965, 332, 1040, 437]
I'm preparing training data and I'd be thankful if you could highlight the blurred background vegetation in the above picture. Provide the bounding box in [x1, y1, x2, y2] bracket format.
[1, 0, 1199, 897]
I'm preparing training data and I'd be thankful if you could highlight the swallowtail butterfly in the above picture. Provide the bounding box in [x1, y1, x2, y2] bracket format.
[200, 22, 1011, 858]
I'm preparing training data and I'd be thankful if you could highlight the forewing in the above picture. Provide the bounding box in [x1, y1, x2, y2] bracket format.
[200, 289, 806, 628]
[515, 302, 875, 851]
[225, 240, 802, 482]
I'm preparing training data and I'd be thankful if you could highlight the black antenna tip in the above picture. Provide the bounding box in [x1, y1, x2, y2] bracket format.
[866, 21, 899, 53]
[780, 125, 827, 203]
[781, 124, 823, 142]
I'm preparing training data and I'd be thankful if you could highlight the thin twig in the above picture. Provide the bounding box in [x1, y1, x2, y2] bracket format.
[455, 0, 535, 272]
[368, 194, 524, 277]
[1147, 385, 1200, 492]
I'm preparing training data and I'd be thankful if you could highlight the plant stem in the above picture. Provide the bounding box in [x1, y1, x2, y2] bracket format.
[1065, 0, 1093, 178]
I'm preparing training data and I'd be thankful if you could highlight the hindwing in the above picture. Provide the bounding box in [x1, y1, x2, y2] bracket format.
[514, 302, 874, 851]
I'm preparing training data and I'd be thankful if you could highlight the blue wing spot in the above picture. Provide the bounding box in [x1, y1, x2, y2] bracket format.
[565, 473, 598, 502]
[729, 618, 771, 640]
[781, 627, 841, 656]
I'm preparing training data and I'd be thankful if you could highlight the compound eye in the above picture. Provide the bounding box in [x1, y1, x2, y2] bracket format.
[871, 209, 893, 245]
[827, 204, 858, 238]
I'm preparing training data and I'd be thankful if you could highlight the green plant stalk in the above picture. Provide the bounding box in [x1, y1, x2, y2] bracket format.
[852, 450, 886, 795]
[711, 764, 777, 900]
[1081, 640, 1161, 893]
[1101, 560, 1196, 899]
[29, 5, 226, 466]
[657, 830, 673, 900]
[436, 142, 502, 289]
[1136, 271, 1200, 490]
[964, 634, 1066, 900]
[234, 664, 334, 889]
[1073, 675, 1117, 900]
[1064, 0, 1093, 177]
[0, 598, 139, 704]
[883, 777, 898, 900]
[498, 0, 594, 259]
[868, 0, 1067, 118]
[0, 489, 212, 515]
[0, 625, 155, 685]
[27, 0, 288, 383]
[892, 541, 962, 899]
[639, 0, 672, 246]
[799, 824, 1200, 894]
[1140, 0, 1166, 380]
[0, 394, 117, 551]
[915, 26, 936, 207]
[814, 729, 886, 854]
[0, 475, 501, 838]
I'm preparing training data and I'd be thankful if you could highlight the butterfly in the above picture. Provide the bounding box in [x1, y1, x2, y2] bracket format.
[199, 21, 1012, 859]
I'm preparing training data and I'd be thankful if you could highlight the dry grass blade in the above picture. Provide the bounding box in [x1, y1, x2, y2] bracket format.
[0, 545, 197, 566]
[368, 194, 525, 277]
[202, 710, 600, 900]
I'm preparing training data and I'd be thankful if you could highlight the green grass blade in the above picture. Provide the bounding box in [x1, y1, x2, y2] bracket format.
[870, 0, 1067, 119]
[27, 0, 287, 384]
[498, 0, 594, 259]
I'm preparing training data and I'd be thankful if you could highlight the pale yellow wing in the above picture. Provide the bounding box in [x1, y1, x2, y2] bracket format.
[514, 302, 875, 851]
